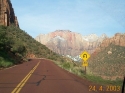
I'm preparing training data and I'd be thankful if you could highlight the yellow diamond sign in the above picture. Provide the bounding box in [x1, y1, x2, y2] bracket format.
[80, 51, 90, 61]
[82, 61, 88, 66]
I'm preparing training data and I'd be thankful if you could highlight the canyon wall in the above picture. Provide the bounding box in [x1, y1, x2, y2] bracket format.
[0, 0, 19, 27]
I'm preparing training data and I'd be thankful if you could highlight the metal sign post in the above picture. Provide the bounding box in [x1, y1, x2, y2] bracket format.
[85, 66, 86, 74]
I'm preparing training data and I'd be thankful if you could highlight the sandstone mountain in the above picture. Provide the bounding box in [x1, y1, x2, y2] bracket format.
[100, 33, 125, 47]
[88, 33, 125, 80]
[95, 33, 125, 53]
[0, 0, 19, 27]
[35, 30, 107, 58]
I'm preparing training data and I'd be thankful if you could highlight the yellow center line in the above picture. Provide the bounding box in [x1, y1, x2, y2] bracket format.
[11, 62, 40, 93]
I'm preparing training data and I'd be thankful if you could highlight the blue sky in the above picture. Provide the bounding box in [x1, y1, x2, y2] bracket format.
[11, 0, 125, 38]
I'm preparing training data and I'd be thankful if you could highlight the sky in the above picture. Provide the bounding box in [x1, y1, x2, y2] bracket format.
[11, 0, 125, 38]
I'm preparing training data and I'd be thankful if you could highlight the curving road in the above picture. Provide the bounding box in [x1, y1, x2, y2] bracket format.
[0, 59, 121, 93]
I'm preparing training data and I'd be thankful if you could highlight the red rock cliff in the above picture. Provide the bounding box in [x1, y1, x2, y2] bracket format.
[0, 0, 19, 27]
[94, 33, 125, 53]
[35, 30, 107, 57]
[100, 33, 125, 48]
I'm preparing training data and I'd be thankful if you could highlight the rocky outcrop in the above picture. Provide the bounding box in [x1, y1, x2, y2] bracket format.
[100, 33, 125, 48]
[0, 0, 19, 27]
[26, 53, 36, 58]
[35, 30, 107, 57]
[89, 33, 125, 80]
[94, 33, 125, 53]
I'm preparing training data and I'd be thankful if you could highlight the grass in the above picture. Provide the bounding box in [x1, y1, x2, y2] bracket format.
[0, 51, 14, 68]
[83, 74, 123, 86]
[53, 60, 123, 86]
[0, 57, 14, 68]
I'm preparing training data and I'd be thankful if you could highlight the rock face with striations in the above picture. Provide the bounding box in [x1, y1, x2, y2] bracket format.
[0, 0, 19, 27]
[35, 30, 107, 58]
[99, 33, 125, 48]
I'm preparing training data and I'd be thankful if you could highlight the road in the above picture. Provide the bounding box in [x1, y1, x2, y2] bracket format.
[0, 59, 122, 93]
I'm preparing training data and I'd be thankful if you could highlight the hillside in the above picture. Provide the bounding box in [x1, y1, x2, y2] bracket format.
[0, 25, 66, 68]
[88, 33, 125, 80]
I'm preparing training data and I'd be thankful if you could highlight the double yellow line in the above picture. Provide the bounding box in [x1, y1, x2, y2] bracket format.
[11, 62, 40, 93]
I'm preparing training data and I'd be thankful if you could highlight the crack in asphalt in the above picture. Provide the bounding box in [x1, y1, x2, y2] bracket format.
[36, 75, 46, 86]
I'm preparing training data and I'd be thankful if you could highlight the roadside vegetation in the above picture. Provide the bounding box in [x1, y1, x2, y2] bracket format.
[0, 25, 66, 68]
[52, 34, 125, 87]
[53, 57, 123, 86]
[88, 44, 125, 84]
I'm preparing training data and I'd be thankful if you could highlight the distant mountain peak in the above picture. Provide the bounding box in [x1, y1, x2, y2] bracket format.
[54, 30, 72, 33]
[35, 30, 107, 57]
[82, 34, 99, 42]
[101, 33, 108, 38]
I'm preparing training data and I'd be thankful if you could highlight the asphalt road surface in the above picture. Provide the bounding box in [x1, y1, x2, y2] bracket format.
[0, 59, 122, 93]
